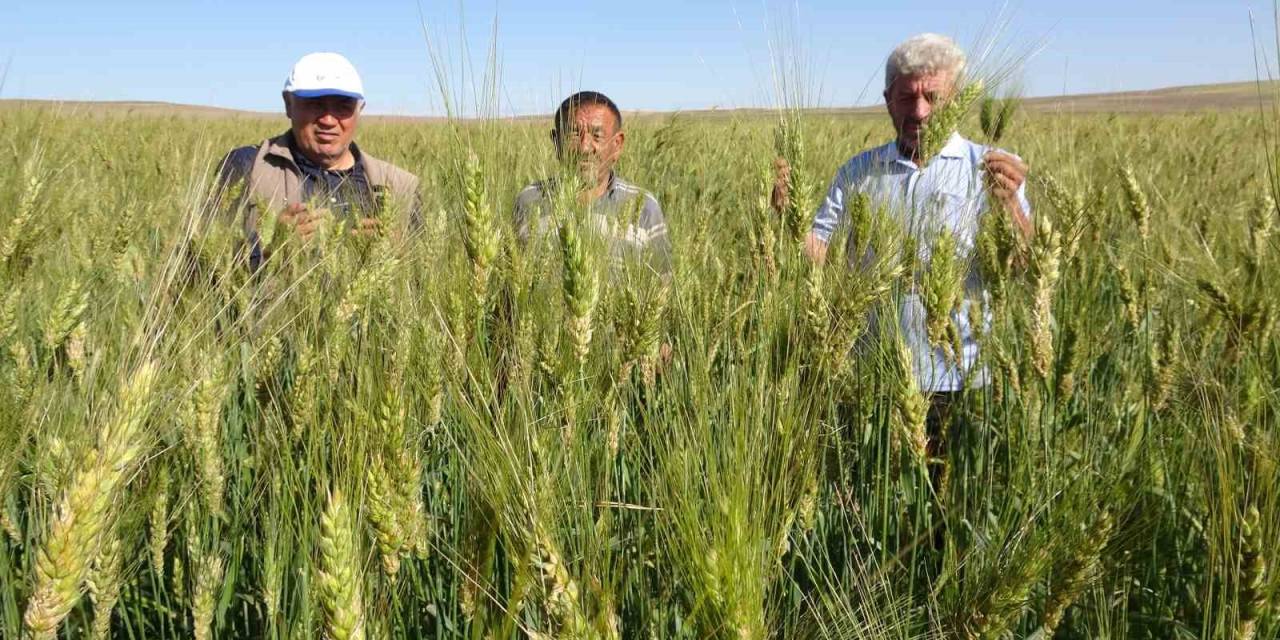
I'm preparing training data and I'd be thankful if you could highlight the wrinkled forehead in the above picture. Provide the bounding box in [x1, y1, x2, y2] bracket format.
[565, 103, 618, 131]
[888, 72, 955, 96]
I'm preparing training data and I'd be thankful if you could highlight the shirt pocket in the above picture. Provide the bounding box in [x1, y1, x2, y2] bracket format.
[932, 189, 984, 251]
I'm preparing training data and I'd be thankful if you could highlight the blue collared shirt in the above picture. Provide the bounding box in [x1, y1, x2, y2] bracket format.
[812, 132, 1031, 392]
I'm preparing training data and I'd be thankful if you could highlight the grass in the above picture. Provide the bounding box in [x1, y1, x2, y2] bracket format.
[0, 97, 1275, 640]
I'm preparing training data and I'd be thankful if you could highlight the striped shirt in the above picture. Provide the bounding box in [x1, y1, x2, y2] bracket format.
[513, 173, 672, 274]
[813, 132, 1031, 393]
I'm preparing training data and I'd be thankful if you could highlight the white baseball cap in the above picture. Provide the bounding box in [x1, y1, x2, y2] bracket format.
[283, 52, 365, 101]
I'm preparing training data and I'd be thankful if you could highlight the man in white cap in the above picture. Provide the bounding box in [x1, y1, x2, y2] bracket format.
[217, 52, 420, 269]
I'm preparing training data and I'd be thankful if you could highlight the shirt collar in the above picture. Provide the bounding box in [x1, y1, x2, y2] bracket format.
[936, 132, 969, 159]
[603, 171, 620, 199]
[880, 131, 968, 167]
[546, 170, 619, 202]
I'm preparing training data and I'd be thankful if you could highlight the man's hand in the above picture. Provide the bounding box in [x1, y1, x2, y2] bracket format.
[983, 151, 1032, 239]
[279, 203, 322, 242]
[352, 217, 383, 238]
[775, 158, 834, 265]
[771, 157, 791, 214]
[803, 232, 828, 265]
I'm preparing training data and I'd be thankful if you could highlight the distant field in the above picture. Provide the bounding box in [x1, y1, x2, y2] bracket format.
[0, 81, 1276, 640]
[1019, 80, 1279, 113]
[2, 80, 1276, 121]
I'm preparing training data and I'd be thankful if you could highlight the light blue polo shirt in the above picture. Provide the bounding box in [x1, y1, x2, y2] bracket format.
[812, 132, 1031, 393]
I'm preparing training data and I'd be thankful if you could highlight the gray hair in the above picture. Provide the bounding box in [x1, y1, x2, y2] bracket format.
[885, 33, 966, 91]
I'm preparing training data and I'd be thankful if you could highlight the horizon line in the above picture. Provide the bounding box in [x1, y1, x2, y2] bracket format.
[1, 79, 1275, 120]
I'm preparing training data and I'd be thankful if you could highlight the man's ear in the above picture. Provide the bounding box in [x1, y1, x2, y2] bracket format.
[615, 130, 626, 154]
[551, 129, 563, 155]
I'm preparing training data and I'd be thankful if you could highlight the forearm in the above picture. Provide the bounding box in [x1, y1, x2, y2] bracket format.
[803, 232, 829, 264]
[1008, 200, 1033, 242]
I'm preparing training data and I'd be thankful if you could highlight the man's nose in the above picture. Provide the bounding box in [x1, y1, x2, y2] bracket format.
[575, 133, 593, 154]
[912, 98, 932, 121]
[317, 111, 340, 126]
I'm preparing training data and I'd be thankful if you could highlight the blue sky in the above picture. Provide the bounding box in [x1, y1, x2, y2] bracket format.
[0, 1, 1272, 116]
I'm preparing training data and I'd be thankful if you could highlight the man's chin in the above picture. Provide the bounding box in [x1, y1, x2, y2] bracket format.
[301, 143, 346, 164]
[576, 166, 601, 184]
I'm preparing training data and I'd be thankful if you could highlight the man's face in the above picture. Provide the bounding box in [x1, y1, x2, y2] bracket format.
[553, 103, 624, 186]
[285, 93, 362, 167]
[884, 71, 955, 158]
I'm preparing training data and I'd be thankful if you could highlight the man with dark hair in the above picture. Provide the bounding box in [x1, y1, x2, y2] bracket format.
[513, 91, 671, 273]
[216, 52, 420, 270]
[550, 90, 622, 138]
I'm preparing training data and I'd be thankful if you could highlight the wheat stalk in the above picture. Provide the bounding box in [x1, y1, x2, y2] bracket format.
[775, 117, 816, 244]
[1055, 317, 1084, 402]
[367, 458, 408, 581]
[191, 547, 225, 640]
[24, 362, 158, 639]
[1120, 165, 1152, 244]
[754, 164, 779, 279]
[1148, 324, 1181, 411]
[1039, 511, 1114, 635]
[559, 213, 598, 370]
[922, 226, 964, 363]
[318, 489, 365, 640]
[86, 531, 123, 640]
[980, 95, 1018, 143]
[0, 156, 45, 268]
[920, 80, 985, 166]
[148, 466, 169, 575]
[43, 277, 88, 353]
[189, 357, 228, 517]
[1029, 216, 1061, 380]
[0, 286, 21, 349]
[1236, 504, 1268, 640]
[890, 335, 929, 466]
[1115, 262, 1142, 332]
[530, 526, 591, 638]
[462, 151, 498, 312]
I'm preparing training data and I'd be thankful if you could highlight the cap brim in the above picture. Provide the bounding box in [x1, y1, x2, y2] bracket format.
[290, 88, 364, 100]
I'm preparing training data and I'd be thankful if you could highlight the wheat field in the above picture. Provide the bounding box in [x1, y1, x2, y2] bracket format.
[0, 97, 1276, 639]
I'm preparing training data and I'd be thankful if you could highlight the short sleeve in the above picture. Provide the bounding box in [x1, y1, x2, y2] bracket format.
[812, 162, 855, 243]
[512, 185, 542, 245]
[638, 195, 672, 275]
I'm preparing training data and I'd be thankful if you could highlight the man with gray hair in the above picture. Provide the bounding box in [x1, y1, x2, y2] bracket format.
[777, 33, 1031, 446]
[803, 33, 1031, 263]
